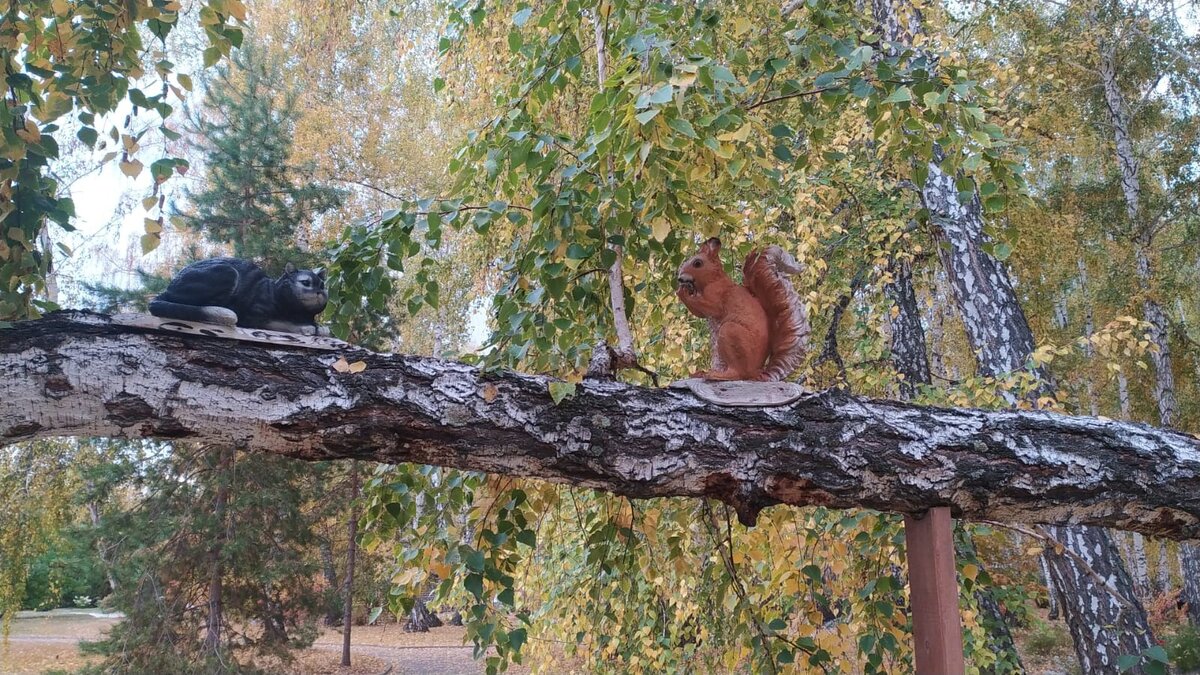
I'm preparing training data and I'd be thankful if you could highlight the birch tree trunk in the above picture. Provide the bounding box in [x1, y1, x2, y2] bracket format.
[1131, 532, 1151, 598]
[1157, 541, 1171, 595]
[86, 500, 119, 596]
[1098, 41, 1177, 428]
[1038, 554, 1060, 621]
[885, 255, 1021, 672]
[1183, 543, 1200, 625]
[1041, 525, 1155, 672]
[8, 312, 1200, 538]
[869, 1, 1155, 670]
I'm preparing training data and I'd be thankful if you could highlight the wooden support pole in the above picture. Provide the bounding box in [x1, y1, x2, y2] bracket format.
[904, 507, 965, 674]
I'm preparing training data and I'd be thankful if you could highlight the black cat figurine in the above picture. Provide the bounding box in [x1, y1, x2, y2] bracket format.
[149, 258, 329, 336]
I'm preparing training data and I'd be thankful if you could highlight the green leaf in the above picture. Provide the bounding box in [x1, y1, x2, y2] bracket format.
[76, 126, 98, 147]
[433, 77, 445, 93]
[548, 381, 576, 404]
[368, 606, 384, 624]
[710, 65, 737, 83]
[801, 564, 822, 583]
[464, 573, 484, 599]
[203, 46, 222, 68]
[1117, 654, 1140, 672]
[767, 618, 787, 631]
[647, 84, 673, 105]
[667, 117, 697, 139]
[883, 86, 912, 104]
[465, 548, 485, 572]
[1144, 646, 1169, 663]
[509, 627, 528, 653]
[635, 109, 660, 125]
[512, 7, 533, 26]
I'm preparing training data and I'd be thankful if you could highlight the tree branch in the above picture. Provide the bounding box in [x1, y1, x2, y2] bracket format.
[4, 312, 1200, 538]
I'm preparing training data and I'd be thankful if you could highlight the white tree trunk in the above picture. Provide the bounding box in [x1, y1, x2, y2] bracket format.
[867, 3, 1155, 669]
[1131, 532, 1151, 598]
[1182, 543, 1200, 625]
[1098, 40, 1177, 428]
[1157, 540, 1171, 595]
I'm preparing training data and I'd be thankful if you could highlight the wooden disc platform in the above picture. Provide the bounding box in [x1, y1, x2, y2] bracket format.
[112, 313, 355, 351]
[668, 378, 806, 407]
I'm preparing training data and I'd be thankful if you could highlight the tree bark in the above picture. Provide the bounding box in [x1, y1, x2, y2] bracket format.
[1157, 540, 1171, 595]
[341, 461, 360, 667]
[886, 254, 1021, 671]
[5, 312, 1200, 538]
[1131, 532, 1151, 598]
[204, 446, 234, 654]
[1182, 543, 1200, 625]
[1042, 525, 1155, 674]
[1098, 40, 1177, 428]
[319, 536, 340, 626]
[884, 257, 930, 400]
[86, 500, 119, 596]
[868, 2, 1155, 668]
[1039, 554, 1060, 621]
[404, 597, 443, 633]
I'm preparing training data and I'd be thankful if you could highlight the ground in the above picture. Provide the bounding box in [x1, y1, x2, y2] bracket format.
[0, 606, 1107, 674]
[0, 609, 509, 675]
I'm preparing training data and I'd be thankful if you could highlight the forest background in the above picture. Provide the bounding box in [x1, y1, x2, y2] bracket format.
[2, 0, 1200, 673]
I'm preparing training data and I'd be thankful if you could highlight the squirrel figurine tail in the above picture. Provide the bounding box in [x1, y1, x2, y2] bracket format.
[676, 238, 811, 382]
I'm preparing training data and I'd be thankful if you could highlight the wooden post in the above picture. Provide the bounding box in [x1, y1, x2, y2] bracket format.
[904, 507, 965, 675]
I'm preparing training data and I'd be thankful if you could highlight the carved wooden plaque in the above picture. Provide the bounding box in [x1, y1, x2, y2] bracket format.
[112, 313, 355, 351]
[668, 378, 806, 407]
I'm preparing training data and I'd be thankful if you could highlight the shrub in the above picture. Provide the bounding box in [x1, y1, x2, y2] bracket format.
[1167, 626, 1200, 673]
[1026, 620, 1070, 657]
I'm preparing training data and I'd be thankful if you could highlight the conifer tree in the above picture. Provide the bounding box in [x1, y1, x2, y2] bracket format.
[178, 43, 343, 269]
[80, 40, 349, 674]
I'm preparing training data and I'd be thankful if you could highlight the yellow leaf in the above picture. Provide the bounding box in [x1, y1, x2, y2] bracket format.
[651, 218, 671, 242]
[347, 360, 367, 373]
[331, 357, 351, 373]
[120, 159, 143, 178]
[15, 118, 40, 143]
[225, 0, 247, 20]
[140, 233, 159, 255]
[717, 123, 752, 143]
[961, 564, 979, 580]
[144, 218, 162, 234]
[143, 196, 158, 210]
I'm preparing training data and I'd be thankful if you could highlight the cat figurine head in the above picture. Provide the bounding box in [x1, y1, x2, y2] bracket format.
[276, 263, 329, 316]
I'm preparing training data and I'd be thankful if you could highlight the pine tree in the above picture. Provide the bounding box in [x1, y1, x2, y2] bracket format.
[80, 40, 349, 674]
[178, 44, 343, 270]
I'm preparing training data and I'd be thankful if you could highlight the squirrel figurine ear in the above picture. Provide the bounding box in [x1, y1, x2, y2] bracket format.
[700, 237, 722, 259]
[284, 262, 296, 274]
[315, 268, 326, 282]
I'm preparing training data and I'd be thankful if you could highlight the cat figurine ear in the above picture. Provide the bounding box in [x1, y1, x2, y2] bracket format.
[284, 262, 297, 274]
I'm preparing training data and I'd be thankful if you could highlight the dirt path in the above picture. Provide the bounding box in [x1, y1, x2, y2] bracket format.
[0, 610, 502, 675]
[310, 643, 484, 675]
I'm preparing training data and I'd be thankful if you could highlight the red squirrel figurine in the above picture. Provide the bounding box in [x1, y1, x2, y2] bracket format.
[676, 238, 810, 381]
